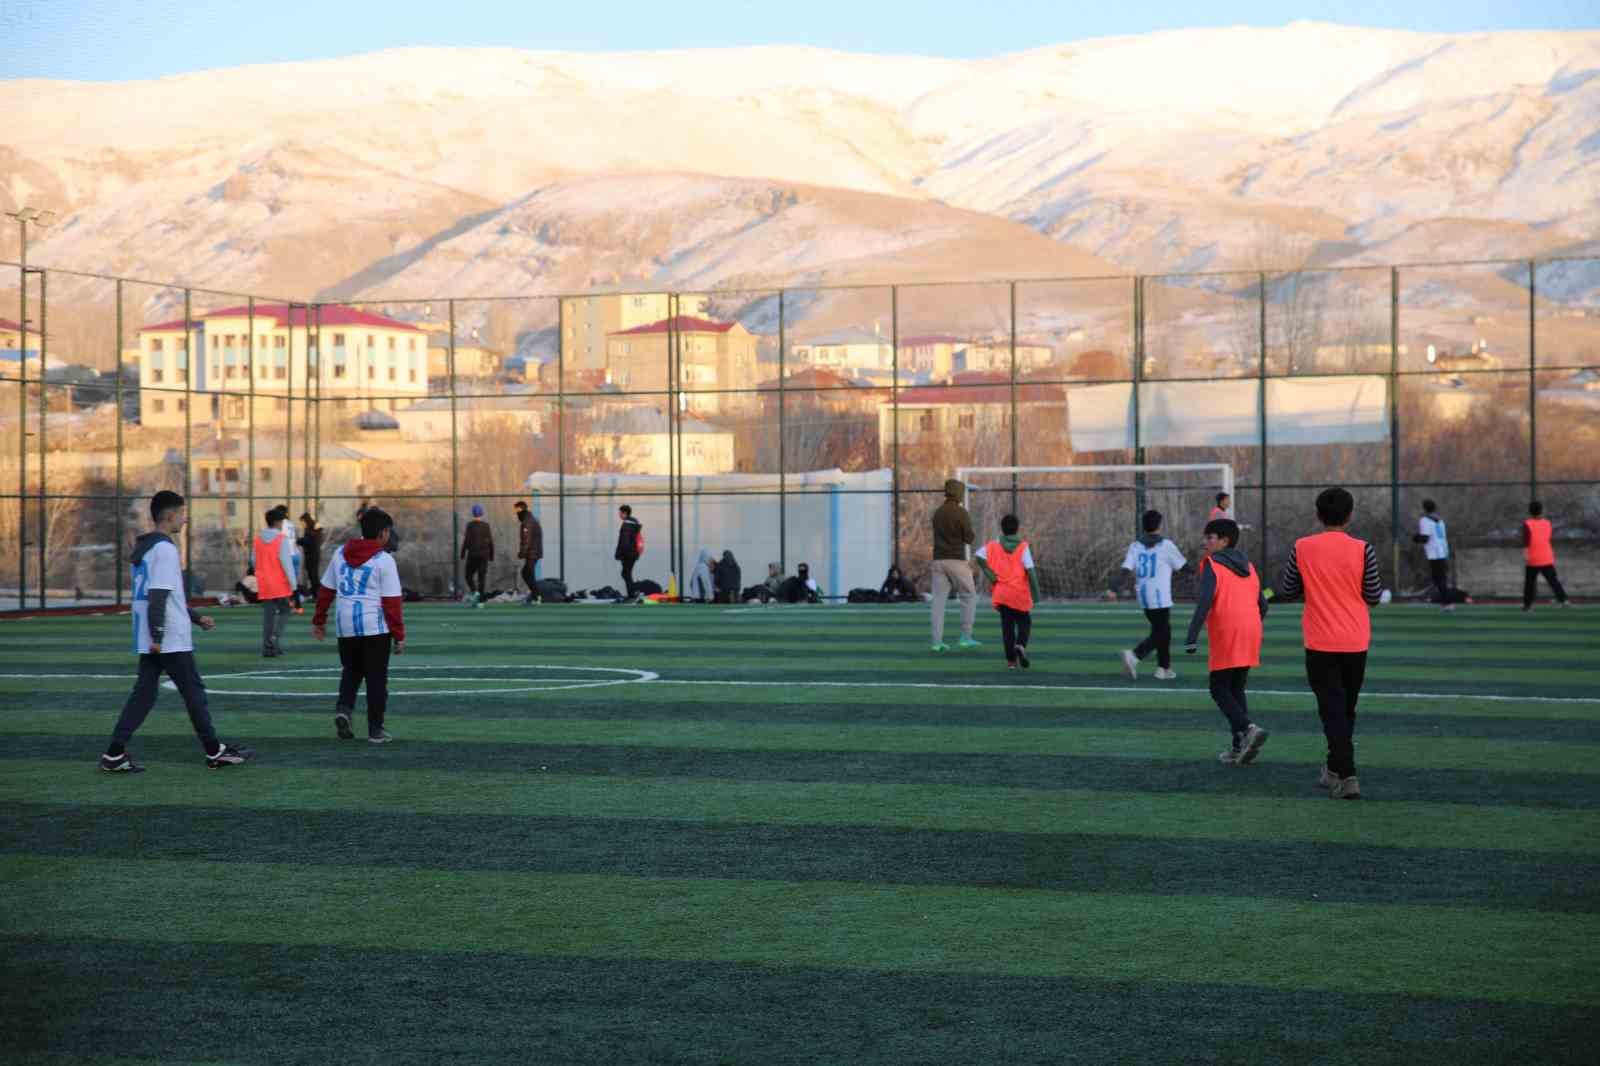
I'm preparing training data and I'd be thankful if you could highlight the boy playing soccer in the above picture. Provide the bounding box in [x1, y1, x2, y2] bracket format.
[1520, 500, 1571, 611]
[1274, 487, 1383, 799]
[974, 514, 1040, 669]
[254, 504, 297, 656]
[99, 490, 253, 773]
[1110, 509, 1189, 681]
[312, 506, 406, 744]
[1184, 518, 1270, 765]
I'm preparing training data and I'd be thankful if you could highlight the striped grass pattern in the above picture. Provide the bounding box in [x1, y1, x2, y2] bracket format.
[2, 601, 1597, 1063]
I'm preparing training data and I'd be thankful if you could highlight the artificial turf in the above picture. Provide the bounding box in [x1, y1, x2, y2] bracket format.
[2, 599, 1597, 1064]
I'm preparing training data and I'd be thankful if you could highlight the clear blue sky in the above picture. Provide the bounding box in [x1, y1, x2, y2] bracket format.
[6, 0, 1595, 81]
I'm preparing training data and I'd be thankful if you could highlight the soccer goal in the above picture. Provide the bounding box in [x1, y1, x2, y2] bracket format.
[957, 464, 1234, 600]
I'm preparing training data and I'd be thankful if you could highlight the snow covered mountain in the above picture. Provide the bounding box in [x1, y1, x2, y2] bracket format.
[3, 22, 1596, 302]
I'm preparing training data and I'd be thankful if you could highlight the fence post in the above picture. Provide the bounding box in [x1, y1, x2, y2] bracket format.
[890, 285, 900, 570]
[448, 299, 461, 599]
[1389, 267, 1401, 589]
[114, 279, 124, 606]
[1257, 271, 1269, 572]
[1528, 259, 1537, 499]
[556, 297, 566, 583]
[36, 268, 47, 607]
[777, 289, 786, 574]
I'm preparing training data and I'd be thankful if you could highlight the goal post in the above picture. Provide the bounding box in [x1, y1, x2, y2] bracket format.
[956, 464, 1234, 600]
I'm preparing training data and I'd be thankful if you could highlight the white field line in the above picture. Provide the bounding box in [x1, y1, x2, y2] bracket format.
[2, 667, 1595, 705]
[649, 679, 1600, 704]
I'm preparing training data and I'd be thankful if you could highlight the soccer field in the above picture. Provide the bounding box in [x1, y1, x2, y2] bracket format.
[2, 600, 1597, 1064]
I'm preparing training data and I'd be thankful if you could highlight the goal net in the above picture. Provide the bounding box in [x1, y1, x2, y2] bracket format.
[958, 464, 1233, 600]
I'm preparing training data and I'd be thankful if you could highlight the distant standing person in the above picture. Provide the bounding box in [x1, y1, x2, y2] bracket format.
[461, 503, 494, 606]
[514, 500, 543, 604]
[254, 505, 296, 657]
[1209, 492, 1234, 522]
[615, 505, 643, 599]
[297, 512, 324, 597]
[929, 478, 980, 652]
[1415, 499, 1452, 611]
[99, 490, 253, 773]
[1520, 500, 1571, 611]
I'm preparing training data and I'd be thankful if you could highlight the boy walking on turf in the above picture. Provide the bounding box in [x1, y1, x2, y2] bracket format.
[99, 490, 253, 773]
[1184, 518, 1270, 766]
[313, 506, 406, 744]
[1520, 500, 1571, 611]
[1274, 487, 1384, 800]
[975, 514, 1040, 670]
[254, 504, 296, 656]
[1110, 509, 1189, 681]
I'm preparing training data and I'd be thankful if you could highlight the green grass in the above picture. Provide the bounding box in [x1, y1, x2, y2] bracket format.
[2, 599, 1598, 1064]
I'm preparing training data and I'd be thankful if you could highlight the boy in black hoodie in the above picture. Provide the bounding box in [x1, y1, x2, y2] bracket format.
[99, 491, 254, 773]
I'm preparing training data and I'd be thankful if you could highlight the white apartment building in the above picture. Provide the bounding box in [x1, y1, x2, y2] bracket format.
[136, 304, 429, 428]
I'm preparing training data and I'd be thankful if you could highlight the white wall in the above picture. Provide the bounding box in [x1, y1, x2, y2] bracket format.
[524, 470, 894, 598]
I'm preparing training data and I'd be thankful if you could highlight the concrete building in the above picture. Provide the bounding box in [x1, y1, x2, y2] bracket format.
[561, 293, 710, 372]
[878, 373, 1068, 467]
[135, 305, 429, 428]
[574, 404, 735, 476]
[605, 315, 760, 412]
[791, 327, 893, 375]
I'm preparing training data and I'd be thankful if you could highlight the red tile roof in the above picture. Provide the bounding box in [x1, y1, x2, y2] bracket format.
[0, 317, 40, 336]
[138, 304, 424, 334]
[756, 367, 859, 390]
[611, 315, 736, 337]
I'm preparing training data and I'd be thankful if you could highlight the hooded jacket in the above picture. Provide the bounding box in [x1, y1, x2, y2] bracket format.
[932, 479, 975, 561]
[131, 532, 200, 647]
[687, 549, 715, 601]
[463, 518, 495, 560]
[715, 551, 742, 602]
[1185, 547, 1268, 648]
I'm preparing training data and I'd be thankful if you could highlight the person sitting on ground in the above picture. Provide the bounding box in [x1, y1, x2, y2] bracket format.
[235, 566, 260, 605]
[779, 563, 823, 604]
[764, 562, 784, 596]
[686, 549, 716, 602]
[715, 550, 742, 604]
[879, 565, 917, 602]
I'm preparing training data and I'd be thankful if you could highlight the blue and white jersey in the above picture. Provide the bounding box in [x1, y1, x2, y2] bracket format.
[1121, 538, 1187, 610]
[131, 539, 193, 654]
[1418, 515, 1449, 561]
[320, 546, 402, 638]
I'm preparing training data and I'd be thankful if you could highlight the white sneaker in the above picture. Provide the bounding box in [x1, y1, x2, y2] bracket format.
[1153, 667, 1178, 680]
[1236, 724, 1269, 765]
[1317, 766, 1340, 790]
[1120, 649, 1138, 681]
